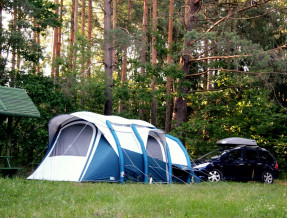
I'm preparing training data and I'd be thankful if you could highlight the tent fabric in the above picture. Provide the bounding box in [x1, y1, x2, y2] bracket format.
[28, 111, 196, 183]
[81, 135, 120, 182]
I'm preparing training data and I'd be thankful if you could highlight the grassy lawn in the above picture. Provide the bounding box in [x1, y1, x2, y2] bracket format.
[0, 178, 286, 217]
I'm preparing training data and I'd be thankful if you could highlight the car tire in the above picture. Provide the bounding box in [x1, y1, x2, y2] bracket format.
[208, 169, 222, 182]
[262, 171, 274, 184]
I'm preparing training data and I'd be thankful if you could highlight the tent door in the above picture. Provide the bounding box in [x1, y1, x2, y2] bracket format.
[146, 135, 168, 182]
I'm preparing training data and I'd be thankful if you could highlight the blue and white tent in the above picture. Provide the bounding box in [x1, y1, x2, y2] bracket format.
[28, 112, 196, 183]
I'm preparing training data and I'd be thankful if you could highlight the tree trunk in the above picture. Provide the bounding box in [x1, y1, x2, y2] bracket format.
[118, 0, 131, 113]
[51, 0, 59, 78]
[87, 0, 92, 77]
[112, 0, 117, 73]
[80, 0, 86, 75]
[139, 0, 149, 119]
[11, 9, 17, 72]
[51, 27, 57, 78]
[104, 0, 113, 115]
[68, 0, 75, 71]
[33, 23, 36, 74]
[151, 0, 157, 126]
[121, 0, 131, 84]
[16, 11, 21, 70]
[6, 117, 13, 156]
[203, 6, 210, 91]
[73, 0, 79, 69]
[0, 3, 2, 58]
[165, 0, 174, 132]
[173, 0, 201, 127]
[0, 2, 4, 84]
[36, 27, 40, 75]
[140, 0, 149, 75]
[185, 0, 190, 26]
[56, 0, 63, 77]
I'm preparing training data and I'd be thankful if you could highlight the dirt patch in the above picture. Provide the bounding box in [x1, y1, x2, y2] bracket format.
[275, 180, 287, 185]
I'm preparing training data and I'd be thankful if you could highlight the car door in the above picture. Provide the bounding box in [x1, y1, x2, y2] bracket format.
[243, 148, 260, 180]
[220, 148, 245, 179]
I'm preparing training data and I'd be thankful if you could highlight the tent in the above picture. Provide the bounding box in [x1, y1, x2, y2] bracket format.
[28, 112, 197, 183]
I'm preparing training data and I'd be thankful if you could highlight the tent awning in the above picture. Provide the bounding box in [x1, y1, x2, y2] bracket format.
[0, 86, 40, 118]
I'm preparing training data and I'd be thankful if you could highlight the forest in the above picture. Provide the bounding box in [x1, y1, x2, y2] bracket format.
[0, 0, 287, 174]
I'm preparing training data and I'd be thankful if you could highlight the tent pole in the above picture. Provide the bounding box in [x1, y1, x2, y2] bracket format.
[106, 120, 125, 184]
[165, 142, 173, 183]
[131, 124, 148, 183]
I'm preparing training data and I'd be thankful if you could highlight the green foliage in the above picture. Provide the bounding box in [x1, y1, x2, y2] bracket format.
[170, 87, 287, 170]
[0, 0, 60, 84]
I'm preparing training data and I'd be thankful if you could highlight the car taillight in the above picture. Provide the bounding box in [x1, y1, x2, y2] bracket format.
[275, 161, 279, 170]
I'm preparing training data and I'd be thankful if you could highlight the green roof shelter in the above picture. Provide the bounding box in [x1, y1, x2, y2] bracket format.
[0, 86, 40, 157]
[0, 86, 40, 118]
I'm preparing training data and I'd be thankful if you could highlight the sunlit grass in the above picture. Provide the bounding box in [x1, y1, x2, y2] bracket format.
[0, 178, 286, 217]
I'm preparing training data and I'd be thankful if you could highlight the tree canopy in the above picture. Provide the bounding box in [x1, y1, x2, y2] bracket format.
[0, 0, 286, 175]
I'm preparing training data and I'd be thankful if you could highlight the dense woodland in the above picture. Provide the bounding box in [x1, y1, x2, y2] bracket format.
[0, 0, 287, 174]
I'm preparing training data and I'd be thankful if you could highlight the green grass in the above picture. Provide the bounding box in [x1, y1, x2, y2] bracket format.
[0, 178, 286, 217]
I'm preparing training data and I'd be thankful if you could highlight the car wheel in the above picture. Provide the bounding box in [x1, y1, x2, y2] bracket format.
[208, 170, 222, 182]
[262, 171, 274, 184]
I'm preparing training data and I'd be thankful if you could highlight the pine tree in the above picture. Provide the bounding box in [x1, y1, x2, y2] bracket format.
[86, 0, 92, 77]
[80, 0, 86, 75]
[165, 0, 174, 132]
[151, 0, 157, 126]
[104, 0, 113, 115]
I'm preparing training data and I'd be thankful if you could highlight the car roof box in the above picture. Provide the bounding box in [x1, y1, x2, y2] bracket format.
[216, 137, 257, 146]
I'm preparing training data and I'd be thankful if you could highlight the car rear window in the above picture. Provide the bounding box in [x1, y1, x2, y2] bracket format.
[245, 149, 260, 161]
[258, 150, 274, 163]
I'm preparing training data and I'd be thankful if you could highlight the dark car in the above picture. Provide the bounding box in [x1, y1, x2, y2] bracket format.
[193, 137, 279, 184]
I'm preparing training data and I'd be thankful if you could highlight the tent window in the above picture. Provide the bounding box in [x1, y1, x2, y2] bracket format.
[146, 135, 164, 161]
[49, 123, 94, 157]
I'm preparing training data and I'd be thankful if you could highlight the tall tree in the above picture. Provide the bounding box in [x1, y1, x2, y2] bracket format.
[51, 0, 63, 78]
[73, 0, 79, 69]
[51, 0, 59, 78]
[104, 0, 113, 115]
[56, 0, 63, 77]
[11, 8, 17, 71]
[0, 0, 60, 84]
[139, 0, 149, 119]
[120, 0, 131, 84]
[118, 0, 131, 113]
[86, 0, 92, 77]
[140, 0, 149, 75]
[112, 0, 117, 73]
[68, 0, 79, 71]
[80, 0, 86, 75]
[68, 0, 75, 71]
[173, 0, 201, 127]
[151, 0, 157, 126]
[0, 1, 4, 84]
[165, 0, 174, 132]
[36, 24, 40, 75]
